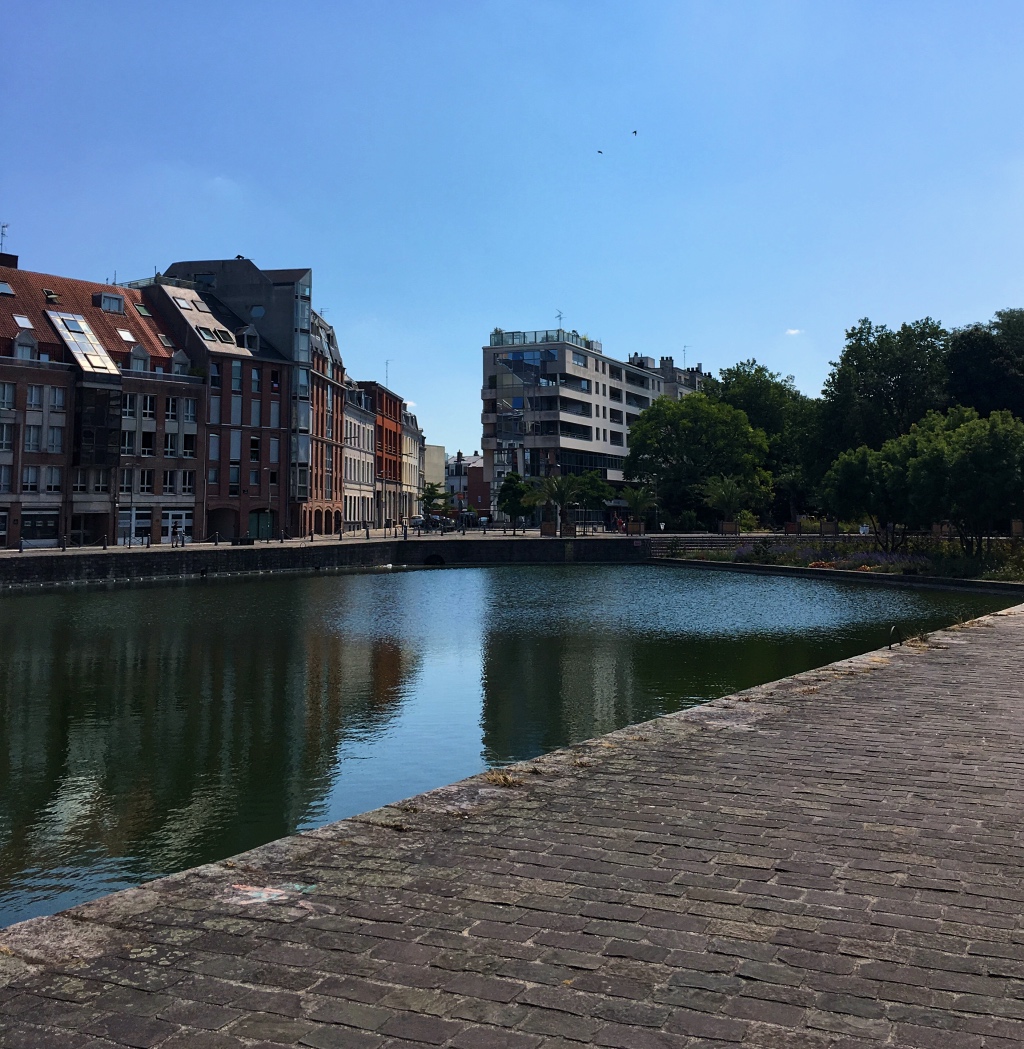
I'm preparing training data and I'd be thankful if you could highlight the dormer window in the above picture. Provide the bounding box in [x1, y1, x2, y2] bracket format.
[14, 334, 37, 360]
[130, 346, 149, 372]
[172, 350, 190, 376]
[94, 292, 124, 314]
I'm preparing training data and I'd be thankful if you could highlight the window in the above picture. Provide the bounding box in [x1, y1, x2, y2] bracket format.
[120, 468, 133, 494]
[140, 469, 154, 494]
[117, 328, 135, 342]
[231, 395, 242, 425]
[183, 397, 197, 423]
[24, 424, 41, 452]
[210, 395, 221, 424]
[63, 317, 84, 333]
[164, 432, 177, 456]
[297, 369, 310, 398]
[142, 395, 155, 419]
[197, 326, 216, 342]
[47, 426, 63, 453]
[250, 435, 260, 462]
[45, 467, 62, 492]
[269, 437, 280, 463]
[271, 370, 280, 392]
[27, 385, 42, 409]
[609, 431, 624, 446]
[162, 470, 176, 494]
[0, 423, 11, 450]
[269, 470, 278, 486]
[249, 469, 260, 486]
[93, 470, 109, 493]
[229, 429, 241, 462]
[49, 387, 65, 411]
[100, 293, 124, 314]
[13, 314, 32, 329]
[72, 468, 87, 492]
[182, 433, 196, 458]
[0, 465, 10, 492]
[210, 363, 221, 388]
[609, 408, 623, 424]
[609, 386, 623, 402]
[0, 383, 12, 410]
[250, 400, 261, 427]
[192, 298, 211, 313]
[173, 296, 193, 310]
[14, 336, 36, 360]
[140, 431, 154, 456]
[122, 393, 136, 418]
[231, 361, 242, 391]
[572, 352, 587, 368]
[0, 281, 13, 295]
[21, 466, 38, 492]
[134, 302, 152, 317]
[229, 464, 240, 495]
[251, 369, 261, 393]
[270, 401, 280, 428]
[121, 430, 136, 455]
[214, 329, 233, 343]
[181, 470, 195, 495]
[209, 434, 220, 460]
[165, 396, 178, 421]
[132, 353, 148, 372]
[609, 366, 622, 381]
[208, 466, 219, 484]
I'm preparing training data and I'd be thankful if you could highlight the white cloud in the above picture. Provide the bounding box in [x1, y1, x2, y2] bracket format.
[405, 400, 417, 408]
[785, 328, 803, 335]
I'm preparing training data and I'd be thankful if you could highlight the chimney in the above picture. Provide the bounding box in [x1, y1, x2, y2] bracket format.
[660, 356, 674, 371]
[0, 253, 18, 269]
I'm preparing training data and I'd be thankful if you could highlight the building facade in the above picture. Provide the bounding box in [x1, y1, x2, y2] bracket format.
[342, 380, 375, 530]
[400, 408, 424, 522]
[357, 381, 403, 528]
[481, 327, 704, 512]
[0, 257, 205, 547]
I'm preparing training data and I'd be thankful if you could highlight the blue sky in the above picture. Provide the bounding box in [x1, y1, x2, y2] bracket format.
[4, 1, 1024, 453]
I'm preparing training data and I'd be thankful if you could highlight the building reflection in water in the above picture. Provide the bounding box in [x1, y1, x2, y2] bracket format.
[0, 577, 420, 921]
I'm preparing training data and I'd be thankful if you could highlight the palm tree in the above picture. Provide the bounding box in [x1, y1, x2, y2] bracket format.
[621, 485, 657, 530]
[701, 475, 745, 522]
[525, 474, 584, 537]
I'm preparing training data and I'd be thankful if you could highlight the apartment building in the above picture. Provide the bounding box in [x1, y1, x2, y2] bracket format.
[400, 408, 424, 523]
[481, 328, 705, 512]
[0, 257, 204, 547]
[357, 381, 402, 528]
[342, 381, 375, 530]
[307, 311, 346, 535]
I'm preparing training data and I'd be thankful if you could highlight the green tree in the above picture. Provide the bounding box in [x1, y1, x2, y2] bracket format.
[525, 474, 584, 537]
[948, 309, 1024, 418]
[420, 481, 449, 520]
[705, 359, 818, 520]
[621, 485, 658, 527]
[624, 393, 770, 523]
[701, 475, 746, 523]
[821, 444, 911, 552]
[820, 317, 948, 458]
[496, 472, 530, 534]
[576, 471, 615, 533]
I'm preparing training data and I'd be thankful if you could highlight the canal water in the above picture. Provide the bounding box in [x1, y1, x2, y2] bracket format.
[0, 564, 1011, 926]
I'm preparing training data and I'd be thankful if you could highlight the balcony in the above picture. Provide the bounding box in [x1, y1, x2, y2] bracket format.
[489, 328, 600, 352]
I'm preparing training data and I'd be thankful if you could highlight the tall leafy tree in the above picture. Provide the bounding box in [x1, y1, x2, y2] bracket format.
[624, 393, 770, 522]
[496, 471, 531, 534]
[820, 317, 948, 458]
[948, 309, 1024, 418]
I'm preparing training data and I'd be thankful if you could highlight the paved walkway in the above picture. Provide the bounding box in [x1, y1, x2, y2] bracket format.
[3, 607, 1024, 1048]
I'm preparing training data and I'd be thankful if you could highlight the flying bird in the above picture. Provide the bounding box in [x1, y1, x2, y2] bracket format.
[632, 130, 637, 136]
[597, 150, 603, 154]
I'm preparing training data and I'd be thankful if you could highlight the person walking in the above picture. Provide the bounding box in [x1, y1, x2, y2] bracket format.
[171, 521, 180, 548]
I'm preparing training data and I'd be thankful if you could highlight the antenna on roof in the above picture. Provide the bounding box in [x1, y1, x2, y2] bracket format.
[0, 223, 8, 253]
[385, 359, 393, 387]
[556, 309, 564, 328]
[682, 344, 690, 369]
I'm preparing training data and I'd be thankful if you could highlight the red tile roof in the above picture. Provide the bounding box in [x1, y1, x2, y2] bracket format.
[0, 266, 179, 365]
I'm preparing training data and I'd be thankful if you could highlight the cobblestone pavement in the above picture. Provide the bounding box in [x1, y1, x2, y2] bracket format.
[3, 606, 1024, 1048]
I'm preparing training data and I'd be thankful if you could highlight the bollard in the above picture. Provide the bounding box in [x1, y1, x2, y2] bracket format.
[19, 538, 24, 553]
[280, 530, 284, 543]
[365, 525, 370, 539]
[339, 527, 344, 541]
[102, 533, 108, 550]
[61, 534, 67, 551]
[310, 529, 314, 542]
[214, 531, 220, 546]
[403, 524, 408, 540]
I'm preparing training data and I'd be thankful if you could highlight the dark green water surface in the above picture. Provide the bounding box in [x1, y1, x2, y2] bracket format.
[0, 564, 1012, 926]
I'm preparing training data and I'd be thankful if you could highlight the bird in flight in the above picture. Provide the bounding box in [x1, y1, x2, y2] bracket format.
[597, 150, 603, 154]
[633, 130, 637, 136]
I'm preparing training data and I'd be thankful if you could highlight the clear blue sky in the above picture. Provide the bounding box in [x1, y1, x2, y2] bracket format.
[4, 1, 1024, 453]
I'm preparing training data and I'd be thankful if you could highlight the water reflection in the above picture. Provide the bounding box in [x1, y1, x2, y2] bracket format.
[0, 566, 1010, 925]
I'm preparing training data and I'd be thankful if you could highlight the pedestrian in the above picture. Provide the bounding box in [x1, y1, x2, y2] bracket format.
[171, 521, 179, 548]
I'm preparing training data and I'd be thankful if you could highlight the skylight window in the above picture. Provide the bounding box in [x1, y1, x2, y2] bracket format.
[117, 329, 135, 342]
[63, 317, 84, 333]
[173, 296, 193, 310]
[134, 302, 152, 317]
[197, 326, 216, 342]
[14, 314, 32, 329]
[215, 329, 234, 343]
[0, 282, 14, 296]
[159, 334, 174, 348]
[193, 299, 211, 313]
